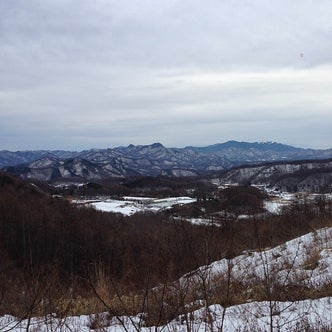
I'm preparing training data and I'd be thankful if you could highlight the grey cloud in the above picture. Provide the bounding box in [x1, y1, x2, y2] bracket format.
[0, 0, 332, 150]
[2, 0, 331, 68]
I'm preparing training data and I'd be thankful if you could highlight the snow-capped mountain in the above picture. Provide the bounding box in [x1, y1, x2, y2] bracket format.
[1, 141, 332, 182]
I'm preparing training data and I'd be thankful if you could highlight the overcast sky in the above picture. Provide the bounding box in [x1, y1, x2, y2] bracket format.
[1, 0, 332, 151]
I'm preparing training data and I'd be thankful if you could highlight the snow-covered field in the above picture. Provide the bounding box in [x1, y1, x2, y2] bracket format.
[2, 227, 331, 331]
[76, 196, 197, 216]
[264, 191, 332, 214]
[74, 190, 331, 219]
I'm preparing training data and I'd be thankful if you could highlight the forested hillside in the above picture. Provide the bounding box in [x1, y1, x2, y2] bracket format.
[1, 171, 332, 329]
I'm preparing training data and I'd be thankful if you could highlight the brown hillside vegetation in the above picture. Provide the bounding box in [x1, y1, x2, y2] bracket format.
[0, 172, 332, 323]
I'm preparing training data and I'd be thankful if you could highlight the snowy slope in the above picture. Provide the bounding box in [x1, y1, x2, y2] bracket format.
[1, 227, 331, 331]
[185, 227, 332, 289]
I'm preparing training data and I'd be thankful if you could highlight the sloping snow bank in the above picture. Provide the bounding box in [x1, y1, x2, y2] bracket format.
[184, 227, 332, 289]
[170, 297, 332, 332]
[1, 297, 331, 331]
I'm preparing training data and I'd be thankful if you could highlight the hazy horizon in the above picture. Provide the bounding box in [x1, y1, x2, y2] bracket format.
[1, 140, 331, 153]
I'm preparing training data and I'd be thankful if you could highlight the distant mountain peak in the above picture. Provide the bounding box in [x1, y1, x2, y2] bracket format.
[151, 142, 164, 148]
[188, 141, 303, 154]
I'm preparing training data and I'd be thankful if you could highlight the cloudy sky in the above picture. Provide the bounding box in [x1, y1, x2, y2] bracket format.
[1, 0, 332, 151]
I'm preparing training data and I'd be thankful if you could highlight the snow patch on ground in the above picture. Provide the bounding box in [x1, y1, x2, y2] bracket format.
[1, 297, 331, 331]
[75, 196, 197, 216]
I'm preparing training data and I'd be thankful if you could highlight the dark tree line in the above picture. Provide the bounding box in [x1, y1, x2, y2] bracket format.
[1, 172, 332, 317]
[0, 173, 225, 289]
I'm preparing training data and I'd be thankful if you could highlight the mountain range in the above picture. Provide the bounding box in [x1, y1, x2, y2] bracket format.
[218, 158, 332, 193]
[1, 141, 332, 182]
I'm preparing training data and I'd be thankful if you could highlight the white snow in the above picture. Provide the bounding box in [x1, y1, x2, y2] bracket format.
[186, 227, 332, 289]
[83, 196, 196, 216]
[185, 217, 223, 227]
[264, 200, 283, 213]
[91, 200, 142, 216]
[1, 297, 331, 331]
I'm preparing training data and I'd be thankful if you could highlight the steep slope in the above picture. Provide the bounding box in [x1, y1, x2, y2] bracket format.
[218, 158, 332, 192]
[4, 157, 113, 181]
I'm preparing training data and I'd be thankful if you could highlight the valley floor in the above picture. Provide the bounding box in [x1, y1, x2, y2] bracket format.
[75, 196, 197, 216]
